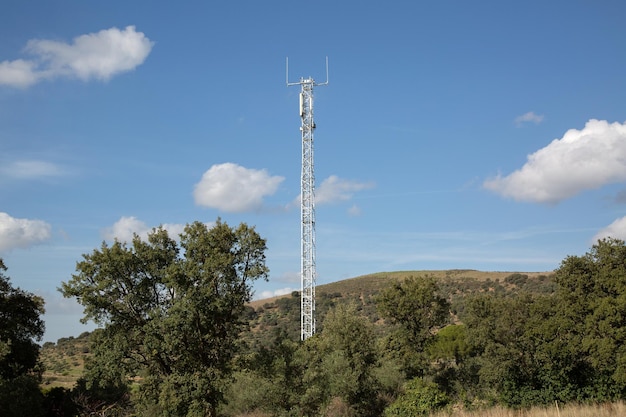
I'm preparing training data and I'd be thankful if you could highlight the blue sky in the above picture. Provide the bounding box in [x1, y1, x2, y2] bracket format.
[2, 0, 626, 342]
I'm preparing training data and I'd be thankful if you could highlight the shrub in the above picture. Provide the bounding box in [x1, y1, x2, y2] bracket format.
[384, 378, 449, 416]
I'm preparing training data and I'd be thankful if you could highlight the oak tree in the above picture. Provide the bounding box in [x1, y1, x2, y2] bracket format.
[61, 220, 268, 416]
[377, 276, 450, 378]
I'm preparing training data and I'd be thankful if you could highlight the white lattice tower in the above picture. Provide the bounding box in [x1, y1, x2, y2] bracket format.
[287, 59, 328, 340]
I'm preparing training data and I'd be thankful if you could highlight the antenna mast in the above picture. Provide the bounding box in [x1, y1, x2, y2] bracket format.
[287, 57, 328, 340]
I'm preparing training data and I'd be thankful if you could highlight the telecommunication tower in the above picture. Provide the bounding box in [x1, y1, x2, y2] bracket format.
[286, 58, 328, 340]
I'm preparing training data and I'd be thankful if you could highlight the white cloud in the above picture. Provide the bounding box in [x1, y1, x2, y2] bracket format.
[0, 160, 66, 180]
[0, 26, 153, 88]
[592, 216, 626, 242]
[193, 163, 284, 212]
[102, 216, 187, 243]
[514, 111, 544, 127]
[288, 175, 374, 209]
[484, 119, 626, 204]
[102, 216, 148, 242]
[316, 175, 375, 205]
[255, 287, 295, 300]
[0, 212, 51, 251]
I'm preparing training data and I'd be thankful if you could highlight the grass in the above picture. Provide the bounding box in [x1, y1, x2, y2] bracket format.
[230, 402, 626, 417]
[431, 402, 626, 417]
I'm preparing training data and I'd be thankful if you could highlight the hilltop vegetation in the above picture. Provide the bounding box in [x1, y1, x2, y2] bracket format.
[41, 333, 90, 389]
[244, 269, 555, 345]
[41, 269, 554, 391]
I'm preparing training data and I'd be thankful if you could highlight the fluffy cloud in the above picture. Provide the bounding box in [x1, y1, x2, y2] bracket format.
[0, 212, 51, 251]
[484, 119, 626, 204]
[316, 175, 375, 205]
[514, 111, 544, 127]
[194, 163, 284, 212]
[0, 160, 66, 180]
[288, 175, 374, 209]
[102, 216, 187, 242]
[0, 26, 153, 88]
[592, 216, 626, 242]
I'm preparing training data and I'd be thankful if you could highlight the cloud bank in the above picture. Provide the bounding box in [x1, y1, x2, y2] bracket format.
[0, 212, 51, 251]
[0, 26, 153, 88]
[194, 163, 284, 212]
[484, 119, 626, 204]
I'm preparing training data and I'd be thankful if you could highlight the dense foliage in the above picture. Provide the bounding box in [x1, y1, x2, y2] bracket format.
[456, 238, 626, 407]
[7, 236, 626, 416]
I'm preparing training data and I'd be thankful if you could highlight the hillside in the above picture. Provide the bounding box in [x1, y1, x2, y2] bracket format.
[40, 331, 91, 389]
[40, 269, 553, 389]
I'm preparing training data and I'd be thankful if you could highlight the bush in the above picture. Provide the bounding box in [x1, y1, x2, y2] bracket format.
[384, 378, 449, 416]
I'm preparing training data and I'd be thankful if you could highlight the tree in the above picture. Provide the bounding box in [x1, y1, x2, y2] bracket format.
[295, 303, 383, 417]
[461, 293, 551, 406]
[457, 239, 626, 407]
[222, 329, 301, 416]
[427, 324, 470, 366]
[61, 219, 269, 416]
[550, 237, 626, 401]
[426, 324, 472, 400]
[0, 258, 46, 417]
[376, 276, 450, 377]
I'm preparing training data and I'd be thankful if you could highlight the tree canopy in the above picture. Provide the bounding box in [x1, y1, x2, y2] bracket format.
[457, 238, 626, 406]
[377, 275, 450, 378]
[61, 219, 268, 416]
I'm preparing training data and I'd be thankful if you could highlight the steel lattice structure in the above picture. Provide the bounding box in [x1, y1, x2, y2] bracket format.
[287, 59, 328, 340]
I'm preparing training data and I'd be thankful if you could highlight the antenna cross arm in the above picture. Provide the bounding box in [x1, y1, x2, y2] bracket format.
[286, 57, 329, 86]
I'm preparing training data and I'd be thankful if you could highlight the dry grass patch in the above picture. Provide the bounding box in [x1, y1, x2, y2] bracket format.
[432, 402, 626, 417]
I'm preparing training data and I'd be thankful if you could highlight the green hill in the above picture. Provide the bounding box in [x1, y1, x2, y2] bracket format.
[40, 331, 91, 389]
[40, 269, 553, 389]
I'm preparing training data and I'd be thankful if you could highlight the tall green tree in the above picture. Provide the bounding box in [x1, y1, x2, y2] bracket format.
[377, 275, 450, 378]
[61, 220, 269, 416]
[461, 293, 551, 406]
[0, 258, 46, 417]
